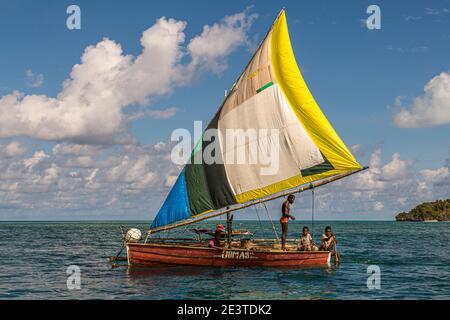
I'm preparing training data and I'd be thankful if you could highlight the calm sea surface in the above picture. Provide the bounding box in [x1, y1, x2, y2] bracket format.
[0, 221, 449, 299]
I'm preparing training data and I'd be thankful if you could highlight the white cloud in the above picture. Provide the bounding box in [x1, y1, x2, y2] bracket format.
[350, 149, 385, 191]
[380, 152, 411, 181]
[165, 175, 178, 187]
[373, 201, 384, 211]
[23, 150, 49, 169]
[403, 15, 423, 22]
[52, 143, 102, 156]
[64, 156, 96, 168]
[351, 144, 362, 155]
[2, 141, 28, 157]
[420, 167, 449, 182]
[187, 9, 258, 74]
[425, 8, 450, 15]
[0, 142, 449, 219]
[25, 69, 44, 88]
[0, 10, 256, 145]
[129, 107, 178, 121]
[394, 71, 450, 128]
[314, 148, 450, 217]
[0, 140, 181, 217]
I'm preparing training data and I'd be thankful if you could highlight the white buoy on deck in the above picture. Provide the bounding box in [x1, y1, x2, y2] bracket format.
[125, 228, 142, 242]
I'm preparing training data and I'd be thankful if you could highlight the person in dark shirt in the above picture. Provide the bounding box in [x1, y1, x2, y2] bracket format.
[209, 224, 225, 247]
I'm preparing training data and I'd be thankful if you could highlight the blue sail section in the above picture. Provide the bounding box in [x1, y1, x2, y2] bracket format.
[151, 168, 191, 228]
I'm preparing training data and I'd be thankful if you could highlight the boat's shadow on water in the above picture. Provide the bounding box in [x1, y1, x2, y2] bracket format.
[122, 264, 342, 299]
[125, 264, 339, 278]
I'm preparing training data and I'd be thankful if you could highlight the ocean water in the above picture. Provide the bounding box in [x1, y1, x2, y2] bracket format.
[0, 220, 449, 300]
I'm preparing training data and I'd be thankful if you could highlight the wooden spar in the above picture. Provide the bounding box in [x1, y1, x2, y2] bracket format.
[148, 166, 369, 235]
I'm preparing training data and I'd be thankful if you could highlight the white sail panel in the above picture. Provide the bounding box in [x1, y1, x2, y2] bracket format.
[218, 83, 324, 194]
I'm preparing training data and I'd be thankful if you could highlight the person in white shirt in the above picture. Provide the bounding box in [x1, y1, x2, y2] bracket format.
[298, 226, 318, 251]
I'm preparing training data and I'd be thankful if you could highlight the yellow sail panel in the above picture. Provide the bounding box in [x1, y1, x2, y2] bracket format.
[234, 10, 361, 203]
[271, 10, 360, 171]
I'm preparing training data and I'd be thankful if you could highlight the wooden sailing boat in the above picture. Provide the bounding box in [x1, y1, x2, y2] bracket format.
[125, 9, 367, 268]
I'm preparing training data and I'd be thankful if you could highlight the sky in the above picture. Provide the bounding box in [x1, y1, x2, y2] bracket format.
[0, 0, 449, 221]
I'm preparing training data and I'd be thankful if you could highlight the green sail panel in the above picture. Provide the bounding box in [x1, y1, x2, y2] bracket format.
[201, 110, 237, 210]
[185, 163, 215, 217]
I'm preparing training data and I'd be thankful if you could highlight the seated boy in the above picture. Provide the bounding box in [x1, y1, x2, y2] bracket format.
[298, 226, 318, 251]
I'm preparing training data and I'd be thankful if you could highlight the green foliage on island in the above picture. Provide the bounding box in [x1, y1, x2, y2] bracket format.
[396, 199, 450, 221]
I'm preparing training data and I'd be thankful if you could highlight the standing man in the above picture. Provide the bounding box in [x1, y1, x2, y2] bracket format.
[280, 194, 296, 251]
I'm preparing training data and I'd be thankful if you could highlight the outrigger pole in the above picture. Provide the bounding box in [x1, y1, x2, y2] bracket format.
[148, 166, 369, 235]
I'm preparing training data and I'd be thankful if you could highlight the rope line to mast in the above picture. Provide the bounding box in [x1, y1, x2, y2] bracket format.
[311, 186, 315, 239]
[253, 205, 266, 237]
[148, 167, 369, 235]
[263, 203, 280, 242]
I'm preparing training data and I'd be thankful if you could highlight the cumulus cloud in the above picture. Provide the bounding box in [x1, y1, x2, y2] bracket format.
[0, 10, 256, 145]
[52, 143, 102, 157]
[394, 71, 450, 128]
[128, 107, 178, 121]
[1, 141, 28, 157]
[306, 148, 450, 218]
[25, 69, 44, 88]
[165, 175, 178, 187]
[425, 8, 450, 15]
[420, 167, 449, 183]
[186, 9, 258, 74]
[380, 152, 412, 181]
[23, 150, 49, 169]
[0, 142, 449, 219]
[0, 140, 181, 218]
[146, 107, 178, 119]
[351, 144, 362, 154]
[373, 201, 384, 211]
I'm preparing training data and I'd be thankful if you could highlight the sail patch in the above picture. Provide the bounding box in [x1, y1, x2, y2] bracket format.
[218, 83, 324, 195]
[256, 81, 274, 93]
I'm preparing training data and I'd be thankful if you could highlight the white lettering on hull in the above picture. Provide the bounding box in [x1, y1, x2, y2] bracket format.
[221, 250, 253, 259]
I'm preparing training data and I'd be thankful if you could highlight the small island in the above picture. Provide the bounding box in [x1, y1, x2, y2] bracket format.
[396, 199, 450, 221]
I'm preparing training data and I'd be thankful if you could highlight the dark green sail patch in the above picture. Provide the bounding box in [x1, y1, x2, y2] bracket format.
[300, 153, 334, 177]
[256, 81, 274, 93]
[185, 161, 215, 216]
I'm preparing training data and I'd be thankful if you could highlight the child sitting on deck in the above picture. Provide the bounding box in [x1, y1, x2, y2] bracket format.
[298, 226, 318, 251]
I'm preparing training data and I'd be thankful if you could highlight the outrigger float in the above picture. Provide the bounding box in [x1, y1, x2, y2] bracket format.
[114, 9, 367, 268]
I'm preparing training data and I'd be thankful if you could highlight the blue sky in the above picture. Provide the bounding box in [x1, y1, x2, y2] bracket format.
[0, 0, 449, 220]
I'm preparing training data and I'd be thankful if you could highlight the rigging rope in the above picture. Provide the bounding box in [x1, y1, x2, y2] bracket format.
[263, 203, 280, 242]
[311, 187, 315, 239]
[253, 205, 265, 236]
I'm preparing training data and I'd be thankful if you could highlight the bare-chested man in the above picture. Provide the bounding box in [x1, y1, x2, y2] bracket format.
[280, 194, 296, 251]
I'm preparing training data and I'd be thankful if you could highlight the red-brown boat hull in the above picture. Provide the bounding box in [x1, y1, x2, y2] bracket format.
[126, 243, 331, 268]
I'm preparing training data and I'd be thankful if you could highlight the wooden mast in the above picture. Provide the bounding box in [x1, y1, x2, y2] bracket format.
[226, 213, 232, 248]
[148, 166, 369, 235]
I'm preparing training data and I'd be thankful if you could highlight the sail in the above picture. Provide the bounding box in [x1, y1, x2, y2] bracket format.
[151, 10, 361, 229]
